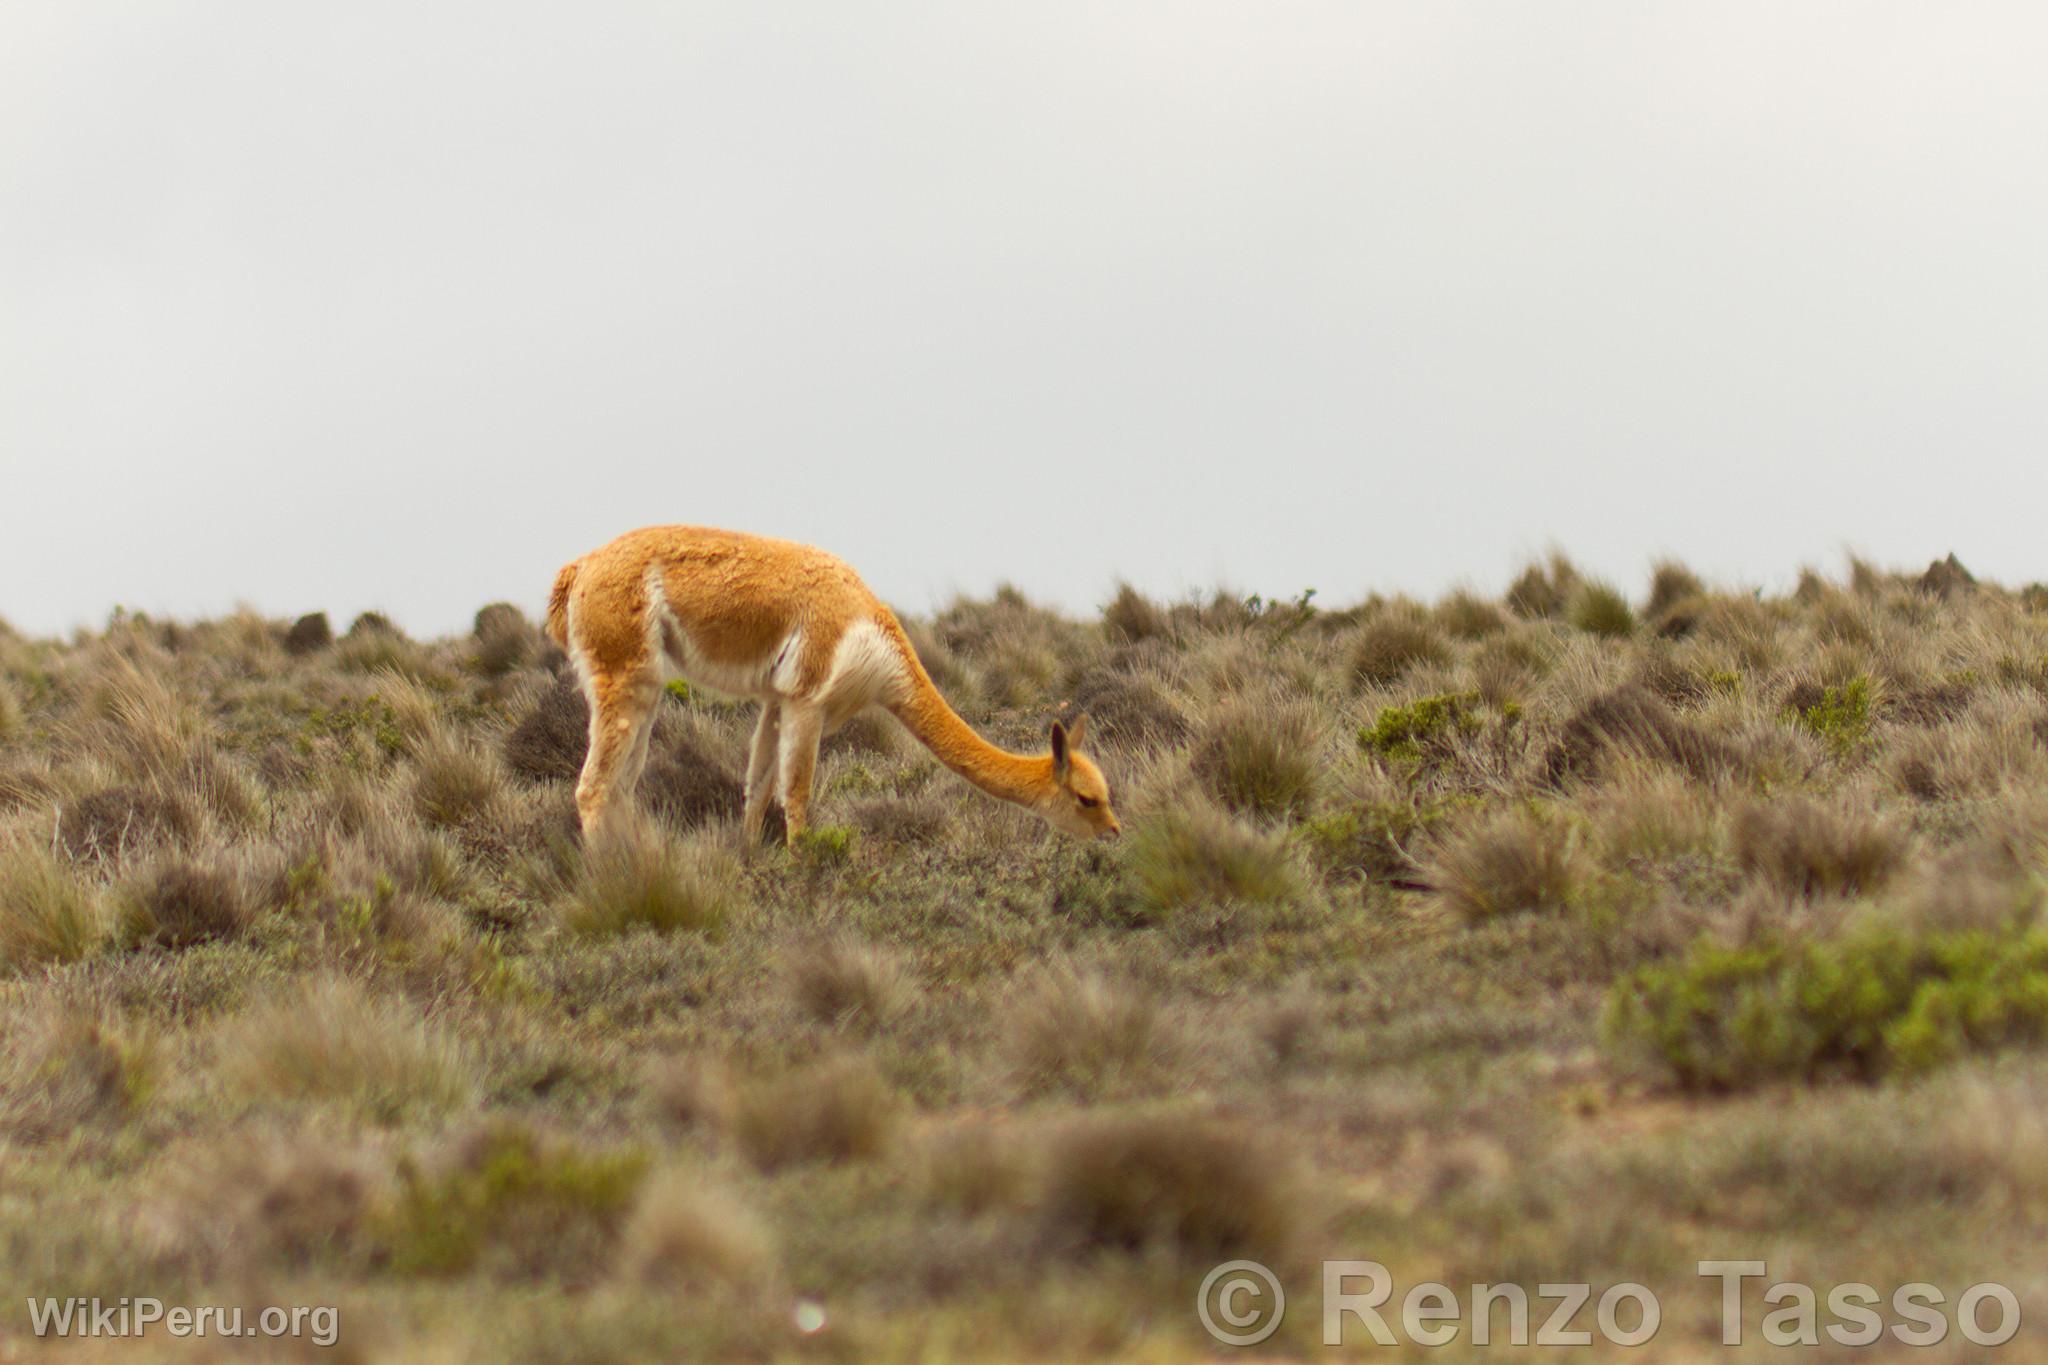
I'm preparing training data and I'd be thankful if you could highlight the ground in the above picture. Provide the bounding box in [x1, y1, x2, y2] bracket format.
[1, 556, 2045, 1361]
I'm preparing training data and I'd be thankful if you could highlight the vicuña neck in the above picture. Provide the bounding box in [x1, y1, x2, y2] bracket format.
[884, 628, 1050, 809]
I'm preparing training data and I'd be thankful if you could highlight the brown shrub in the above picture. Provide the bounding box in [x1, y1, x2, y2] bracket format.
[284, 612, 333, 655]
[1541, 685, 1741, 789]
[1040, 1116, 1299, 1261]
[1732, 797, 1910, 899]
[504, 679, 590, 782]
[472, 602, 536, 676]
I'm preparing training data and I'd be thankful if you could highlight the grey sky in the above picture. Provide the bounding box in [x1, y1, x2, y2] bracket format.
[5, 4, 2045, 637]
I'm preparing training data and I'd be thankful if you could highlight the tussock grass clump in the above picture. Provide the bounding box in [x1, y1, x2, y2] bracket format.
[1040, 1116, 1299, 1261]
[1566, 581, 1636, 638]
[1102, 583, 1170, 644]
[1541, 684, 1739, 788]
[0, 674, 22, 739]
[1064, 671, 1188, 748]
[1434, 590, 1508, 640]
[1190, 698, 1320, 819]
[1124, 799, 1305, 914]
[1607, 922, 2048, 1088]
[1007, 965, 1172, 1099]
[558, 825, 740, 939]
[117, 854, 255, 948]
[921, 1122, 1036, 1214]
[0, 844, 109, 969]
[617, 1170, 776, 1291]
[785, 935, 912, 1030]
[1507, 554, 1581, 619]
[411, 733, 502, 828]
[0, 1006, 156, 1141]
[1350, 615, 1450, 687]
[1645, 561, 1706, 619]
[58, 783, 201, 862]
[504, 678, 590, 782]
[384, 1123, 647, 1278]
[471, 603, 535, 676]
[284, 612, 333, 655]
[642, 733, 746, 830]
[219, 975, 474, 1120]
[1426, 806, 1584, 922]
[1732, 797, 1908, 900]
[726, 1056, 899, 1171]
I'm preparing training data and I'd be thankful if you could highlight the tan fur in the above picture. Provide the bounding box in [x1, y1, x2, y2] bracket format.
[552, 526, 1121, 846]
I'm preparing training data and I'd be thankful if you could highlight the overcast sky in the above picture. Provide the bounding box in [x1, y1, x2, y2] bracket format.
[4, 4, 2045, 637]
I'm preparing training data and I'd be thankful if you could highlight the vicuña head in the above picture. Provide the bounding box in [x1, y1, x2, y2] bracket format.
[544, 525, 1122, 847]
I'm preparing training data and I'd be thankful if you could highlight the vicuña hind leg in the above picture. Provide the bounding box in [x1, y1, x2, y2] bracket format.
[575, 675, 659, 841]
[775, 700, 825, 843]
[742, 701, 782, 844]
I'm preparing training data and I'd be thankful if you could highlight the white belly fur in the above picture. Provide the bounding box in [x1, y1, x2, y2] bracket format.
[648, 582, 904, 730]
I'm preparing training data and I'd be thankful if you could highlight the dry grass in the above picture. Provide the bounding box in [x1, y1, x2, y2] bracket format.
[3, 558, 2047, 1355]
[218, 975, 474, 1120]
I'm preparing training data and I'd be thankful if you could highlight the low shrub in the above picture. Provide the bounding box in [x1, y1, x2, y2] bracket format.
[383, 1124, 647, 1278]
[1790, 676, 1874, 756]
[1358, 691, 1480, 764]
[284, 612, 333, 655]
[1607, 922, 2048, 1088]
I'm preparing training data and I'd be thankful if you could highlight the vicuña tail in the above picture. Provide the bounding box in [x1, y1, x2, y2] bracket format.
[544, 559, 581, 649]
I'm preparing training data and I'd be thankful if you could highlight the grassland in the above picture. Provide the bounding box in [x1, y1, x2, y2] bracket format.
[2, 553, 2046, 1360]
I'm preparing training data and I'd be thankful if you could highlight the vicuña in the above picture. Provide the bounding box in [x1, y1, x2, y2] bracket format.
[545, 526, 1121, 846]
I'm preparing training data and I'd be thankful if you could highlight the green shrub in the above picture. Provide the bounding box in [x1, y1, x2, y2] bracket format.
[1124, 800, 1305, 914]
[1357, 691, 1484, 763]
[1299, 797, 1466, 884]
[383, 1125, 647, 1276]
[1792, 677, 1874, 756]
[1606, 924, 2048, 1089]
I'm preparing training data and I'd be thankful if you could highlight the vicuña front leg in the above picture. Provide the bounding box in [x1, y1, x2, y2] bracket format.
[742, 701, 782, 844]
[775, 701, 825, 844]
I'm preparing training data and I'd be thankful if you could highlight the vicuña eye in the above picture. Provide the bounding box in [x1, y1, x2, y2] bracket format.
[1076, 795, 1100, 809]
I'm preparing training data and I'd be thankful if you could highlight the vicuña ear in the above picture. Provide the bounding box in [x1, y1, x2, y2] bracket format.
[1049, 719, 1071, 779]
[1066, 714, 1088, 750]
